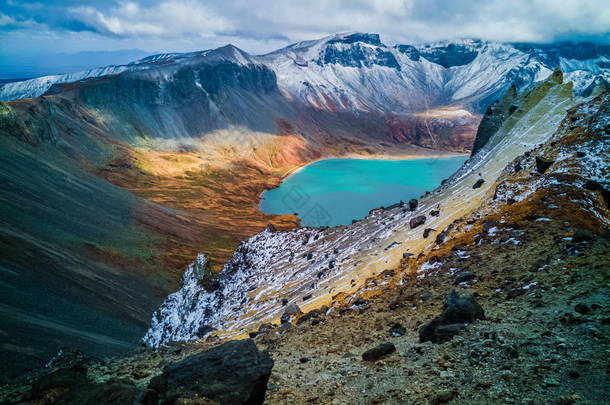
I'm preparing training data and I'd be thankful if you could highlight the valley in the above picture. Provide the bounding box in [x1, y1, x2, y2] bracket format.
[0, 31, 608, 404]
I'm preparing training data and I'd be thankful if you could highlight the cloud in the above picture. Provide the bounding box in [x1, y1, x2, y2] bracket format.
[0, 0, 609, 57]
[69, 1, 230, 37]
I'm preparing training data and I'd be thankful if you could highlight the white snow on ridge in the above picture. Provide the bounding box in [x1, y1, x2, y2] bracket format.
[2, 34, 608, 111]
[0, 66, 133, 101]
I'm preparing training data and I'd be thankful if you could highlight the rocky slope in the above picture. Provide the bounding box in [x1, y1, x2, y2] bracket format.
[1, 76, 608, 405]
[145, 70, 603, 346]
[1, 33, 608, 380]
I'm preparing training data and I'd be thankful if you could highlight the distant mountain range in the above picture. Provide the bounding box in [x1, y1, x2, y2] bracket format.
[1, 33, 607, 152]
[2, 32, 608, 106]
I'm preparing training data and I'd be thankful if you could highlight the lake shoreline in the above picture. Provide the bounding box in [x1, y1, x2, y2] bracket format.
[280, 150, 469, 178]
[260, 153, 469, 227]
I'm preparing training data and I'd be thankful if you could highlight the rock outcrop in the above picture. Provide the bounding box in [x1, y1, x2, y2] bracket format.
[419, 290, 485, 343]
[146, 339, 273, 405]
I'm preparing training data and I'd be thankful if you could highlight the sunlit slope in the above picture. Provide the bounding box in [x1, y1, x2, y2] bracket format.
[145, 71, 576, 345]
[0, 101, 212, 378]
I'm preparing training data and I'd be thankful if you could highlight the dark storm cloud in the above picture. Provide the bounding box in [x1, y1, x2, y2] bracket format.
[1, 0, 609, 56]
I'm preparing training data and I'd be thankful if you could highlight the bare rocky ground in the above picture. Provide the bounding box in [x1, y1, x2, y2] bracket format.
[1, 212, 608, 405]
[262, 219, 610, 405]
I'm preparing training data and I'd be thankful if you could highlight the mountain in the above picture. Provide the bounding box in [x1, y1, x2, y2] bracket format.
[2, 33, 608, 151]
[0, 33, 608, 379]
[3, 71, 608, 405]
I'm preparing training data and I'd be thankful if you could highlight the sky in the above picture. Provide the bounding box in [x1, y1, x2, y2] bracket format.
[1, 0, 609, 77]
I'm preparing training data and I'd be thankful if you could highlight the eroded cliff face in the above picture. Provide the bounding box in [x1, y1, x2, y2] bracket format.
[144, 73, 608, 347]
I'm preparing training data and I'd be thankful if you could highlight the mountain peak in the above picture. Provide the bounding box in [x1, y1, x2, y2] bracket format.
[327, 32, 384, 47]
[204, 44, 256, 65]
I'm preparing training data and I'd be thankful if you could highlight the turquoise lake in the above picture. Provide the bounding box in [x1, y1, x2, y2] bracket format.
[260, 156, 467, 227]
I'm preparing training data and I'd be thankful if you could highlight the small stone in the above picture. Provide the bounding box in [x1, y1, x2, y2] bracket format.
[429, 210, 440, 217]
[574, 303, 590, 314]
[420, 292, 432, 302]
[543, 378, 561, 387]
[362, 342, 396, 362]
[419, 290, 485, 343]
[453, 271, 475, 284]
[430, 390, 457, 404]
[535, 156, 554, 174]
[409, 199, 418, 211]
[132, 370, 150, 379]
[423, 228, 435, 238]
[560, 311, 584, 325]
[472, 179, 485, 189]
[505, 288, 526, 299]
[436, 230, 448, 244]
[388, 323, 406, 337]
[499, 370, 514, 382]
[568, 369, 580, 378]
[572, 229, 595, 243]
[299, 357, 310, 363]
[258, 323, 275, 333]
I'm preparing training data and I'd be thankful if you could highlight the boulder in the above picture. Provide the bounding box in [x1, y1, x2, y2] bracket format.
[362, 342, 396, 362]
[388, 323, 406, 337]
[584, 179, 610, 207]
[572, 228, 596, 243]
[535, 156, 554, 174]
[408, 199, 418, 211]
[147, 339, 273, 405]
[410, 215, 426, 229]
[423, 228, 435, 238]
[281, 303, 302, 324]
[472, 179, 485, 189]
[436, 230, 448, 244]
[429, 209, 440, 217]
[419, 290, 485, 343]
[296, 308, 325, 325]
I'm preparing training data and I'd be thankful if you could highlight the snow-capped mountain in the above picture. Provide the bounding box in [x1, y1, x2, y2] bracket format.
[2, 33, 608, 111]
[2, 33, 607, 155]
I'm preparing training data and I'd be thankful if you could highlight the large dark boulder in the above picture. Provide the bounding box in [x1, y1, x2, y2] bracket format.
[147, 339, 273, 405]
[419, 290, 485, 343]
